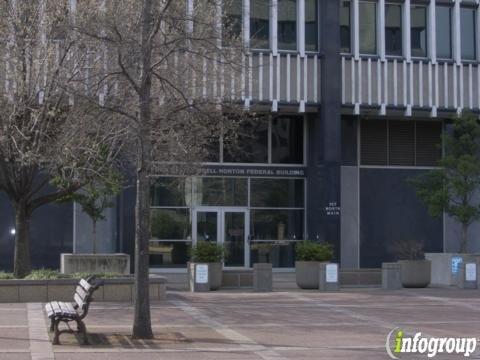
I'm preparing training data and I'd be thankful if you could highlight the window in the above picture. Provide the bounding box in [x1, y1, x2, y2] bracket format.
[223, 115, 304, 165]
[278, 0, 297, 51]
[250, 0, 270, 49]
[150, 177, 192, 268]
[340, 1, 351, 53]
[223, 0, 242, 46]
[411, 6, 427, 57]
[193, 178, 248, 206]
[271, 116, 304, 164]
[360, 120, 442, 166]
[461, 7, 477, 60]
[359, 1, 377, 55]
[385, 4, 402, 56]
[250, 179, 304, 208]
[250, 178, 305, 268]
[223, 115, 269, 163]
[305, 0, 318, 51]
[436, 6, 452, 59]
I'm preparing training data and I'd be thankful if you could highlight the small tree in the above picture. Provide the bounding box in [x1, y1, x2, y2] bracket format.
[66, 173, 122, 254]
[410, 112, 480, 253]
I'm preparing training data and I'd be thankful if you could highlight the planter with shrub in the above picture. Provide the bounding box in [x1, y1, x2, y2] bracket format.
[189, 241, 226, 290]
[394, 241, 431, 288]
[295, 241, 333, 289]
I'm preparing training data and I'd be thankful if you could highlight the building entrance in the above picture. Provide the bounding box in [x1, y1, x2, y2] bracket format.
[193, 207, 250, 268]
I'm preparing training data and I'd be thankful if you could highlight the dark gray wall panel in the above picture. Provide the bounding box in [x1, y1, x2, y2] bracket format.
[360, 168, 443, 268]
[0, 193, 73, 272]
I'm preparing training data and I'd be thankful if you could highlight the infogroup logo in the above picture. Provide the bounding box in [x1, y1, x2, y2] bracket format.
[385, 328, 477, 358]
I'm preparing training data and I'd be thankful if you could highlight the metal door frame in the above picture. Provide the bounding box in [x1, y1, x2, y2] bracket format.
[192, 207, 250, 268]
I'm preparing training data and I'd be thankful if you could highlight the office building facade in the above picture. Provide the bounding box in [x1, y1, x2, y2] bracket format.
[1, 0, 480, 271]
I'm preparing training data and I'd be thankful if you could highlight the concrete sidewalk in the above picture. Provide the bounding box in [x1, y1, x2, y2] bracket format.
[1, 287, 480, 359]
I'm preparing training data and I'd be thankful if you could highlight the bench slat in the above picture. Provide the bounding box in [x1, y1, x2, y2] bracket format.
[45, 303, 54, 317]
[75, 286, 89, 301]
[58, 302, 76, 316]
[74, 293, 85, 310]
[80, 279, 92, 292]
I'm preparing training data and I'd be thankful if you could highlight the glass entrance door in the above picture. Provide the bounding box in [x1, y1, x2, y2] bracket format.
[193, 208, 249, 268]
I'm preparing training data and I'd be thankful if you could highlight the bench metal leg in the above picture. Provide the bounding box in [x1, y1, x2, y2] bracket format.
[76, 319, 89, 345]
[49, 318, 54, 333]
[52, 319, 61, 345]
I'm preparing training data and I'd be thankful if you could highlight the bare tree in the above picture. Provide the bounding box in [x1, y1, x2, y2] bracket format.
[0, 1, 126, 278]
[73, 0, 247, 338]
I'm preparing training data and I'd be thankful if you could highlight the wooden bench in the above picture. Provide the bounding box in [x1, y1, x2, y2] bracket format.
[45, 276, 103, 345]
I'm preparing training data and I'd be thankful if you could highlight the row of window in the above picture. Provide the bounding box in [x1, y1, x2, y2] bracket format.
[151, 177, 304, 208]
[224, 0, 318, 51]
[205, 115, 304, 165]
[341, 1, 477, 60]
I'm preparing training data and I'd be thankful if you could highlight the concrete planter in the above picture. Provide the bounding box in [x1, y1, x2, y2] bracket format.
[425, 253, 480, 286]
[60, 253, 130, 275]
[209, 262, 223, 290]
[0, 276, 166, 303]
[295, 261, 322, 289]
[188, 262, 223, 291]
[399, 260, 431, 288]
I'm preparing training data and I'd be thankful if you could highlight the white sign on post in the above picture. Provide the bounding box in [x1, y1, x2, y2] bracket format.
[326, 264, 338, 283]
[465, 263, 477, 282]
[195, 264, 209, 284]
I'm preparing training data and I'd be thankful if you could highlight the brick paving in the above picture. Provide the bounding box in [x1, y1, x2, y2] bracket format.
[1, 288, 480, 359]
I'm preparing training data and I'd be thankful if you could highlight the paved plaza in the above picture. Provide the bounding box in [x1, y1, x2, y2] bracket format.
[1, 287, 480, 359]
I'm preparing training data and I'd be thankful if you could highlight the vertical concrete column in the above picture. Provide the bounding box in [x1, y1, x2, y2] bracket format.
[307, 0, 341, 258]
[253, 263, 273, 292]
[382, 262, 402, 290]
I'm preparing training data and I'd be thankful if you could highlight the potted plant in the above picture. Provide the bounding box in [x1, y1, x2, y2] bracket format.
[190, 241, 226, 290]
[295, 241, 333, 289]
[393, 240, 431, 288]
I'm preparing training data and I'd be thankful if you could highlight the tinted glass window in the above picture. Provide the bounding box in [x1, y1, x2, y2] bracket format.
[411, 6, 427, 57]
[359, 1, 377, 54]
[223, 0, 242, 46]
[151, 177, 191, 207]
[461, 8, 476, 60]
[385, 4, 402, 56]
[250, 0, 270, 49]
[305, 0, 318, 51]
[271, 117, 304, 164]
[340, 1, 351, 53]
[193, 178, 247, 206]
[250, 209, 304, 240]
[436, 6, 452, 59]
[250, 179, 304, 208]
[278, 0, 297, 51]
[223, 115, 269, 163]
[151, 209, 190, 240]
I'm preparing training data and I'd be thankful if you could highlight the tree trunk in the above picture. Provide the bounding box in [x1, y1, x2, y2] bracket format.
[92, 221, 97, 255]
[132, 0, 154, 340]
[460, 223, 469, 254]
[13, 202, 32, 278]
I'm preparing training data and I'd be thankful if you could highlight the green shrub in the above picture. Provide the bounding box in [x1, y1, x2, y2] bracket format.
[24, 269, 70, 280]
[23, 269, 123, 280]
[70, 272, 124, 279]
[0, 272, 14, 280]
[190, 241, 226, 263]
[295, 241, 333, 262]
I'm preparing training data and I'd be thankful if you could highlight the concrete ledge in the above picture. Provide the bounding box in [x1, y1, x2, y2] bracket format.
[0, 276, 167, 303]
